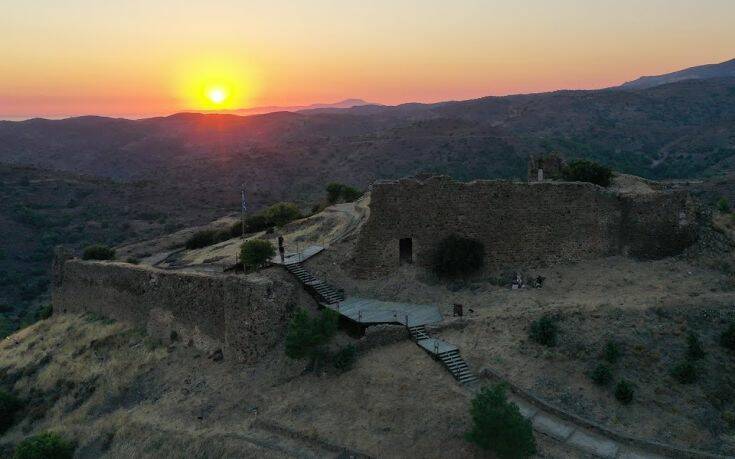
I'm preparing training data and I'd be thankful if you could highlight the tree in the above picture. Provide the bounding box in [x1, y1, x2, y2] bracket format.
[466, 384, 536, 458]
[239, 239, 275, 270]
[562, 159, 613, 187]
[431, 235, 484, 278]
[285, 308, 339, 364]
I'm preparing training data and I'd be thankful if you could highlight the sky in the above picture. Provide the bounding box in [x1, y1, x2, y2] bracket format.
[1, 0, 734, 119]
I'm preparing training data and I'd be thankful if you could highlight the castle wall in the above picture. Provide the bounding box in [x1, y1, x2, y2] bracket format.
[354, 176, 697, 276]
[52, 256, 307, 364]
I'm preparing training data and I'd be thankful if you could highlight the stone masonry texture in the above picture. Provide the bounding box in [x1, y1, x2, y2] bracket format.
[52, 255, 304, 364]
[354, 176, 698, 276]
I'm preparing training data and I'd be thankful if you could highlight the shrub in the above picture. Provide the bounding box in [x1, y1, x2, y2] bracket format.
[0, 389, 22, 433]
[36, 304, 53, 320]
[81, 244, 115, 261]
[431, 235, 484, 278]
[590, 364, 612, 386]
[239, 240, 275, 271]
[529, 315, 558, 347]
[13, 432, 75, 459]
[341, 186, 362, 202]
[125, 257, 140, 265]
[686, 332, 705, 360]
[326, 183, 344, 204]
[333, 344, 357, 371]
[263, 202, 302, 227]
[721, 323, 735, 350]
[285, 308, 339, 361]
[717, 197, 731, 213]
[0, 315, 15, 339]
[602, 340, 621, 364]
[614, 380, 634, 404]
[671, 361, 699, 384]
[465, 384, 536, 458]
[562, 159, 613, 187]
[185, 228, 233, 250]
[326, 183, 362, 204]
[244, 214, 270, 233]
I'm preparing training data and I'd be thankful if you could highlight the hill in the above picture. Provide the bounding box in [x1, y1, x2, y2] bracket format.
[0, 164, 233, 327]
[620, 58, 735, 90]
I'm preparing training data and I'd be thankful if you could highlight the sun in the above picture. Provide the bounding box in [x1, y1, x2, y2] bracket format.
[207, 87, 227, 105]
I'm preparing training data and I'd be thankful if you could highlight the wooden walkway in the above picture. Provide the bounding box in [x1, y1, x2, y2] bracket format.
[270, 245, 324, 266]
[324, 297, 443, 328]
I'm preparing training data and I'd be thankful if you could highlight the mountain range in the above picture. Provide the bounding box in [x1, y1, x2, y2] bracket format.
[205, 98, 375, 116]
[620, 57, 735, 89]
[2, 58, 735, 317]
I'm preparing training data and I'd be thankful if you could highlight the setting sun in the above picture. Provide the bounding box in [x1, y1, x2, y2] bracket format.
[207, 87, 227, 105]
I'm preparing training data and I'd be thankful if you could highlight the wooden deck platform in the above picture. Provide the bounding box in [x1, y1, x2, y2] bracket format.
[323, 297, 443, 327]
[270, 245, 324, 265]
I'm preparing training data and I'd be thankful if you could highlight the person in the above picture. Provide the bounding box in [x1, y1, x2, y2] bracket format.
[278, 235, 285, 263]
[453, 303, 464, 317]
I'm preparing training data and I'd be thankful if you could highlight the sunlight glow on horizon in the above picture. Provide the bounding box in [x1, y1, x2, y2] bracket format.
[1, 0, 734, 118]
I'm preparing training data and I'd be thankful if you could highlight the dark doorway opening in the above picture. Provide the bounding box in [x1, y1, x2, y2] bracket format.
[399, 238, 413, 264]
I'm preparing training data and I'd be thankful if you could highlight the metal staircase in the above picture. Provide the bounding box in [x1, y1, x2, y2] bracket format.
[285, 262, 344, 305]
[407, 324, 478, 385]
[438, 349, 478, 385]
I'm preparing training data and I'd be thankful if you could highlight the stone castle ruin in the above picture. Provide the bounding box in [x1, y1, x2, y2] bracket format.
[353, 174, 698, 276]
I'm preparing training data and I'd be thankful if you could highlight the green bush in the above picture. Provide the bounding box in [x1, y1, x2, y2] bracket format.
[185, 229, 232, 250]
[717, 197, 731, 213]
[529, 315, 558, 347]
[326, 183, 362, 204]
[431, 235, 484, 278]
[36, 304, 53, 320]
[686, 332, 705, 360]
[326, 183, 344, 204]
[263, 202, 302, 227]
[721, 323, 735, 350]
[285, 308, 339, 361]
[590, 364, 612, 386]
[465, 384, 536, 458]
[0, 389, 22, 433]
[614, 380, 634, 404]
[341, 186, 362, 202]
[239, 239, 275, 271]
[562, 159, 613, 187]
[671, 360, 699, 384]
[1, 315, 16, 339]
[13, 432, 74, 459]
[602, 340, 621, 364]
[81, 244, 115, 261]
[333, 344, 357, 371]
[244, 214, 270, 233]
[125, 257, 140, 265]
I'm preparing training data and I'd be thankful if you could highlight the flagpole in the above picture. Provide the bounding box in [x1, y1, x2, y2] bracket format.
[241, 183, 246, 240]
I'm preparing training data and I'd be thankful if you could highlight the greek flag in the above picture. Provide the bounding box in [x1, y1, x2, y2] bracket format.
[241, 189, 247, 211]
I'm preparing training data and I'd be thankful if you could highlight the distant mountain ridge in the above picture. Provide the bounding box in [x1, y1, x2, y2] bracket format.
[620, 57, 735, 89]
[210, 98, 376, 116]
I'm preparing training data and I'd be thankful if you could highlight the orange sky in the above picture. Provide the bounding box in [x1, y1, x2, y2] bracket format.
[1, 0, 734, 119]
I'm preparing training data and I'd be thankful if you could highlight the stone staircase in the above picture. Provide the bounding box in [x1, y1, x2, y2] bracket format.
[408, 325, 478, 385]
[285, 262, 344, 305]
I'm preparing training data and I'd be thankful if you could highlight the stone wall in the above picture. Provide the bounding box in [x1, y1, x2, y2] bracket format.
[53, 253, 309, 364]
[354, 176, 698, 276]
